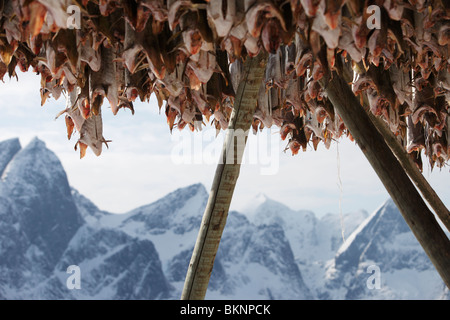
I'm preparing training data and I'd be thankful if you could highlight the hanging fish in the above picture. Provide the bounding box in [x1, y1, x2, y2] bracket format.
[90, 45, 119, 114]
[141, 0, 168, 23]
[261, 18, 283, 54]
[207, 0, 236, 38]
[406, 115, 425, 153]
[245, 0, 286, 40]
[300, 0, 320, 17]
[322, 0, 345, 30]
[312, 6, 341, 49]
[65, 115, 75, 140]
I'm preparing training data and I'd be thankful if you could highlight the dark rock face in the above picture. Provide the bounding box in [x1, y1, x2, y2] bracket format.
[0, 138, 171, 299]
[0, 138, 21, 177]
[325, 199, 448, 300]
[0, 138, 83, 297]
[0, 137, 447, 300]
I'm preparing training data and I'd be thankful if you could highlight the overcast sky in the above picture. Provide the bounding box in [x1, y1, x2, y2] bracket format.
[0, 71, 448, 218]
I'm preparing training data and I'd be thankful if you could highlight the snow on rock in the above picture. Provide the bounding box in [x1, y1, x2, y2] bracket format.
[0, 137, 21, 179]
[0, 137, 83, 262]
[209, 211, 313, 299]
[53, 225, 174, 300]
[324, 199, 449, 300]
[0, 137, 447, 300]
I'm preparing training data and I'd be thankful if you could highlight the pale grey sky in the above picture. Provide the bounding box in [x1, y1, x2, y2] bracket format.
[0, 71, 448, 218]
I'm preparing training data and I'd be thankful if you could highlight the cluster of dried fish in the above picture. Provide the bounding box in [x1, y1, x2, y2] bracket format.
[0, 0, 448, 169]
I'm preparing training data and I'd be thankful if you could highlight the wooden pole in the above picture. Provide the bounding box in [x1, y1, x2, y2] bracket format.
[321, 73, 450, 288]
[364, 103, 450, 232]
[351, 63, 450, 232]
[181, 52, 268, 300]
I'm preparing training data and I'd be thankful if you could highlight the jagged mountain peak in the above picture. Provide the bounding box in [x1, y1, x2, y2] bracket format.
[254, 192, 269, 203]
[20, 137, 54, 159]
[0, 137, 21, 178]
[335, 200, 396, 264]
[133, 183, 206, 212]
[251, 196, 316, 228]
[1, 136, 66, 187]
[335, 198, 408, 259]
[27, 136, 45, 146]
[131, 183, 207, 212]
[324, 198, 448, 300]
[0, 137, 21, 145]
[0, 137, 75, 206]
[0, 137, 83, 295]
[0, 136, 447, 300]
[170, 183, 207, 202]
[243, 192, 298, 221]
[107, 183, 209, 235]
[71, 187, 108, 224]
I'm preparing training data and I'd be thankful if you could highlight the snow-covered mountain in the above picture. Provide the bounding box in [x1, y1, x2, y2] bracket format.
[0, 137, 84, 299]
[323, 199, 450, 300]
[0, 137, 448, 299]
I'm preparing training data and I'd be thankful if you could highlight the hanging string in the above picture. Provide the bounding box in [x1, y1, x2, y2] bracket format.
[336, 141, 346, 243]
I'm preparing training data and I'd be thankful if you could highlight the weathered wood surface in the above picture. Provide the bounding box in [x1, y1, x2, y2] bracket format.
[321, 73, 450, 289]
[181, 52, 268, 300]
[349, 62, 450, 233]
[365, 102, 450, 233]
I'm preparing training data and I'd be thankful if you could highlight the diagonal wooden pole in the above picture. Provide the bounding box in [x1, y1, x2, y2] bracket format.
[350, 63, 450, 232]
[363, 102, 450, 232]
[320, 72, 450, 288]
[181, 52, 268, 300]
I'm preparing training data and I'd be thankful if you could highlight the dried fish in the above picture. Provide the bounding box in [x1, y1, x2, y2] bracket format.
[0, 0, 446, 167]
[207, 0, 236, 38]
[90, 45, 119, 114]
[312, 9, 340, 49]
[406, 115, 425, 153]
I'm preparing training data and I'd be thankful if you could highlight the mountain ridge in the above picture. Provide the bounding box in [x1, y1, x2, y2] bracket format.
[0, 138, 21, 179]
[0, 137, 448, 300]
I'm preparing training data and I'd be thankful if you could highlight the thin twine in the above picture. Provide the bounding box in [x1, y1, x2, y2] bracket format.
[336, 141, 346, 243]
